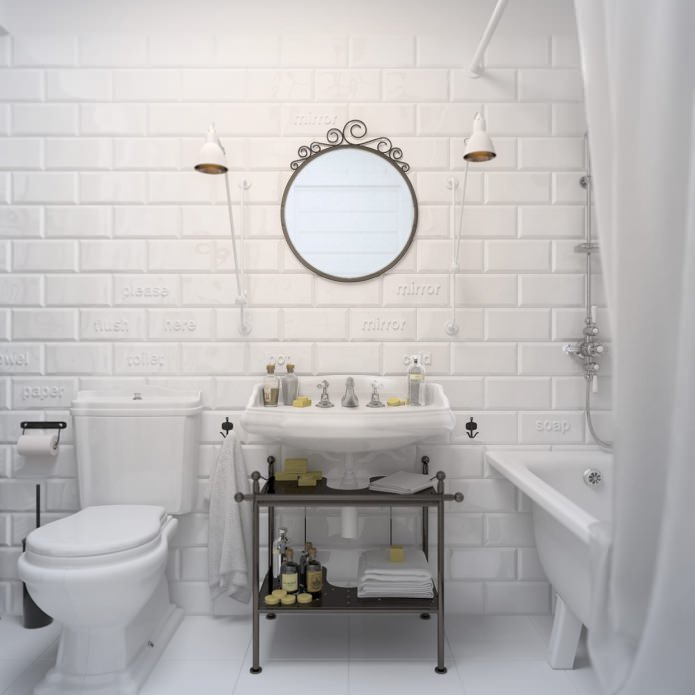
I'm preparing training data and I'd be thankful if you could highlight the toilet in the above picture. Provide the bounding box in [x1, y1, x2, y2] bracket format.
[18, 388, 202, 695]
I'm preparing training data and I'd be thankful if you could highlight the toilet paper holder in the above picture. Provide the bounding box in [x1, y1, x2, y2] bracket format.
[20, 421, 67, 446]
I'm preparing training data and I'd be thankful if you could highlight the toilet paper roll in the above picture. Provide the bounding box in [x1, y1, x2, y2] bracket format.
[341, 506, 358, 540]
[17, 434, 59, 457]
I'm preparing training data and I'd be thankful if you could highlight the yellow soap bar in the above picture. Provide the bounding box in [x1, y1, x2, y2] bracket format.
[389, 545, 405, 563]
[302, 471, 323, 480]
[292, 397, 311, 407]
[297, 592, 313, 605]
[297, 476, 317, 487]
[281, 594, 297, 606]
[271, 589, 287, 598]
[284, 458, 309, 474]
[264, 594, 280, 606]
[275, 472, 300, 482]
[387, 397, 403, 407]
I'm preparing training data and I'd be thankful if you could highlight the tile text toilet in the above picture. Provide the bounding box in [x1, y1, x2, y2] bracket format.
[18, 388, 202, 695]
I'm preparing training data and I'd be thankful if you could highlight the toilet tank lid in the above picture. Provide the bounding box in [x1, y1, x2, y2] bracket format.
[26, 505, 167, 558]
[71, 387, 202, 416]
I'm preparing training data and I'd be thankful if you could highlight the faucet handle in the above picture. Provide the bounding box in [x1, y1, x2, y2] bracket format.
[366, 381, 385, 408]
[315, 380, 334, 408]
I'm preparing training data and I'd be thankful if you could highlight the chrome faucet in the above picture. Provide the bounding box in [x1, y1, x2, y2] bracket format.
[341, 377, 359, 408]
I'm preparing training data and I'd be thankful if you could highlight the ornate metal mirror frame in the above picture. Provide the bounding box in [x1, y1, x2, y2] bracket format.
[280, 120, 418, 282]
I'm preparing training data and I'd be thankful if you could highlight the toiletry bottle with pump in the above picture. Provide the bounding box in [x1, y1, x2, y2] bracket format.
[281, 548, 299, 594]
[282, 362, 299, 406]
[263, 361, 280, 407]
[305, 546, 323, 598]
[408, 356, 426, 406]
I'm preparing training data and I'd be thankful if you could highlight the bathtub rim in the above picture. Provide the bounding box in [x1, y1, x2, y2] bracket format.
[485, 449, 612, 545]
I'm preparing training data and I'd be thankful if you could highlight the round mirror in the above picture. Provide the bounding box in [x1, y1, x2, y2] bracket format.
[281, 140, 418, 282]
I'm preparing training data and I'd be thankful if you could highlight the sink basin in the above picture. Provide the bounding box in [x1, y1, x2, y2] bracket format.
[241, 375, 455, 454]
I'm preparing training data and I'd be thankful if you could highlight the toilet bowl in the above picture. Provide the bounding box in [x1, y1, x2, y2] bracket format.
[16, 387, 203, 695]
[19, 505, 183, 695]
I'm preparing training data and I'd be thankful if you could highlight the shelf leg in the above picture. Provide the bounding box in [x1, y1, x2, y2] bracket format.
[251, 488, 262, 674]
[435, 473, 447, 674]
[421, 455, 429, 560]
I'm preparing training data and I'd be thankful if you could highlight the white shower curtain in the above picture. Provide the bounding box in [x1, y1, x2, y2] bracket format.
[573, 2, 695, 694]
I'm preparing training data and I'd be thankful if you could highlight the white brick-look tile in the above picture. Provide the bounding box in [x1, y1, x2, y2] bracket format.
[45, 206, 111, 238]
[46, 69, 111, 101]
[12, 104, 78, 135]
[486, 36, 551, 67]
[0, 139, 42, 170]
[519, 274, 584, 307]
[0, 13, 605, 618]
[13, 35, 77, 66]
[78, 36, 148, 66]
[486, 241, 550, 272]
[13, 309, 76, 340]
[455, 275, 517, 307]
[0, 276, 42, 306]
[45, 274, 110, 306]
[315, 70, 381, 102]
[453, 343, 517, 376]
[45, 137, 112, 170]
[519, 205, 584, 238]
[350, 36, 415, 68]
[13, 173, 76, 204]
[13, 240, 76, 272]
[519, 69, 584, 101]
[486, 377, 551, 410]
[486, 172, 551, 203]
[451, 69, 517, 102]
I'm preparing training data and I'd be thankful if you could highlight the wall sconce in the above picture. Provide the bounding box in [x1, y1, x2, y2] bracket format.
[445, 113, 496, 336]
[194, 124, 251, 336]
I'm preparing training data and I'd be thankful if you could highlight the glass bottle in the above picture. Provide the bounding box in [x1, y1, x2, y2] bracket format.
[305, 547, 323, 598]
[263, 361, 280, 407]
[408, 356, 426, 406]
[280, 548, 299, 594]
[282, 362, 299, 406]
[272, 528, 289, 582]
[298, 542, 312, 590]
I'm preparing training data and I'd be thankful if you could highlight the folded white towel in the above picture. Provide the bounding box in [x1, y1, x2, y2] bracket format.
[207, 432, 252, 604]
[357, 547, 434, 598]
[358, 584, 433, 599]
[357, 547, 433, 582]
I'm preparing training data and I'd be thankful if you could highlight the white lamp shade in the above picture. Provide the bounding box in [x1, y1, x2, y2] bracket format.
[194, 125, 228, 174]
[463, 113, 496, 162]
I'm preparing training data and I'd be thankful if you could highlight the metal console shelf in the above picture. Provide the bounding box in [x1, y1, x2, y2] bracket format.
[235, 456, 464, 674]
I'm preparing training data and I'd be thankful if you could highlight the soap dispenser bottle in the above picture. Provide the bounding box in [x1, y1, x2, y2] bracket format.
[263, 361, 280, 407]
[408, 356, 426, 406]
[282, 362, 298, 406]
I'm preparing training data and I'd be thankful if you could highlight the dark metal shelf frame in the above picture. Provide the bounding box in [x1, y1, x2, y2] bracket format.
[235, 455, 463, 675]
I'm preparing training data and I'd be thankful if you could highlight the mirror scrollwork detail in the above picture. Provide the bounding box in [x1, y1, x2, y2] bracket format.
[281, 120, 418, 283]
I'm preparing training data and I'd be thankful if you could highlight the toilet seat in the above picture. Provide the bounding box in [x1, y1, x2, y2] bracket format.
[27, 505, 167, 559]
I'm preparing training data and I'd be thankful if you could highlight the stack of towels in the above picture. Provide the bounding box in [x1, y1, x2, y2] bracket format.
[357, 547, 434, 599]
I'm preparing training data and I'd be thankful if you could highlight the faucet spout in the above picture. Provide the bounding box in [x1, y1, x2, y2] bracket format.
[341, 377, 359, 408]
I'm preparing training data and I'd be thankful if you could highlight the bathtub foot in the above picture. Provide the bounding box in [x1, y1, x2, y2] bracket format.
[547, 595, 583, 669]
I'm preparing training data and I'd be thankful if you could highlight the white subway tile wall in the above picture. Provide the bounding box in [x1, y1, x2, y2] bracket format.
[0, 16, 611, 618]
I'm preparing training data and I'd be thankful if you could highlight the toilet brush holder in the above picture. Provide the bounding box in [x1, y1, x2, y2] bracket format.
[21, 539, 52, 629]
[21, 483, 52, 629]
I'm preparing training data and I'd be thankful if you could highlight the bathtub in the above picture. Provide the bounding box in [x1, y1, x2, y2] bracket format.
[485, 450, 612, 669]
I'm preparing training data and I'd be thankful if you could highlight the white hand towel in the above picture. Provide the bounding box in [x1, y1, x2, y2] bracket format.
[208, 432, 252, 604]
[357, 547, 433, 581]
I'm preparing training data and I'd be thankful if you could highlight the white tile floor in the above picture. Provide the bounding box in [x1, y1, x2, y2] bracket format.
[0, 613, 603, 695]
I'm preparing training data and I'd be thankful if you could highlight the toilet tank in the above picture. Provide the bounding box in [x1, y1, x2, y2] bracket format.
[71, 388, 203, 513]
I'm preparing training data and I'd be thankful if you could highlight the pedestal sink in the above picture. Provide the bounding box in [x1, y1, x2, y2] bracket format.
[242, 375, 455, 486]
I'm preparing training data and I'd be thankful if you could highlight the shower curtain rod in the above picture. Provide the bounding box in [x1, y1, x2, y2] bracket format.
[468, 0, 509, 77]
